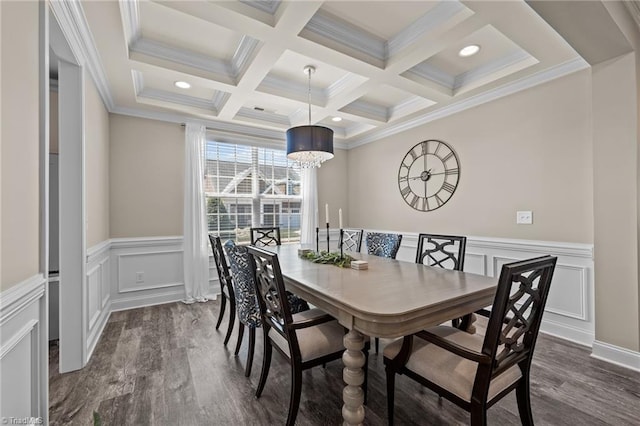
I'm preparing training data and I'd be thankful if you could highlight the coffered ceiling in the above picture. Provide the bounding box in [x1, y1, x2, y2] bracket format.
[78, 0, 585, 148]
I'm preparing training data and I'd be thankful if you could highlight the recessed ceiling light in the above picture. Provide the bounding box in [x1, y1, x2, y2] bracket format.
[332, 117, 342, 122]
[174, 81, 191, 89]
[458, 44, 480, 57]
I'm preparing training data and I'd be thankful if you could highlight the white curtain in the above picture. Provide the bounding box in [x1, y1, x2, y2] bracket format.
[300, 167, 318, 246]
[183, 123, 210, 304]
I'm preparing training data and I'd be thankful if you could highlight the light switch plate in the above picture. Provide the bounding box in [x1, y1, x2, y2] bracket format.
[517, 211, 533, 225]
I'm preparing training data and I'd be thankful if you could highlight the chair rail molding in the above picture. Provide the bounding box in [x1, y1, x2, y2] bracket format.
[0, 274, 48, 421]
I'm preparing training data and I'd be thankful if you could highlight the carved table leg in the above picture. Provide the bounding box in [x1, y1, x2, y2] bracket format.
[342, 329, 365, 426]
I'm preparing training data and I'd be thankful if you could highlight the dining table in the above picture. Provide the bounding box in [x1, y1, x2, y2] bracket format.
[270, 244, 498, 426]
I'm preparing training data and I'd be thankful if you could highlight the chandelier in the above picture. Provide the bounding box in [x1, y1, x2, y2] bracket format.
[286, 65, 334, 168]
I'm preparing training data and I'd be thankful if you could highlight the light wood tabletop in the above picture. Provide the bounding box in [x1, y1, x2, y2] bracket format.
[272, 244, 497, 338]
[269, 244, 499, 426]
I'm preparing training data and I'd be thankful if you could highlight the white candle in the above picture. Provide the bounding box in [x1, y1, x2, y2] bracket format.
[339, 208, 343, 229]
[325, 203, 329, 224]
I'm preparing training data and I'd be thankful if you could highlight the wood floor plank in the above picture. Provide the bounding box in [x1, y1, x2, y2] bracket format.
[49, 300, 640, 425]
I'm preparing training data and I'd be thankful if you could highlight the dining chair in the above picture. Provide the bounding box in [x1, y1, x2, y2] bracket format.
[223, 240, 263, 377]
[416, 233, 472, 330]
[250, 226, 281, 247]
[366, 232, 403, 259]
[247, 245, 369, 426]
[341, 228, 364, 252]
[366, 231, 403, 353]
[209, 234, 236, 346]
[383, 255, 557, 426]
[224, 240, 310, 377]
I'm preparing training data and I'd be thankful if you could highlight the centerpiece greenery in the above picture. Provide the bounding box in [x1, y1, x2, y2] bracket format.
[301, 251, 354, 268]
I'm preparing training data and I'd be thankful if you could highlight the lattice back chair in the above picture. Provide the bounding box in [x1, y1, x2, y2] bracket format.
[416, 233, 466, 270]
[416, 233, 471, 330]
[250, 227, 281, 247]
[366, 232, 403, 259]
[247, 245, 368, 426]
[209, 235, 236, 346]
[383, 256, 557, 426]
[341, 228, 364, 252]
[223, 240, 263, 378]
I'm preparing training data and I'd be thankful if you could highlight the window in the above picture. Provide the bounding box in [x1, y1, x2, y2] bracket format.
[204, 141, 301, 244]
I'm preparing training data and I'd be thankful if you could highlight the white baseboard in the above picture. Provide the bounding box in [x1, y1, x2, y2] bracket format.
[592, 340, 640, 372]
[110, 288, 187, 312]
[539, 318, 594, 347]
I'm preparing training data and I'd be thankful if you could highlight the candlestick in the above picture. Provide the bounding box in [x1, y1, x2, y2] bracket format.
[316, 227, 319, 253]
[326, 222, 330, 252]
[325, 203, 329, 224]
[340, 228, 344, 259]
[339, 208, 343, 229]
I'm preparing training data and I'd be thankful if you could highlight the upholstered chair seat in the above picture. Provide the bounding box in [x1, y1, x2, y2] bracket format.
[384, 326, 522, 402]
[383, 256, 558, 426]
[268, 308, 347, 362]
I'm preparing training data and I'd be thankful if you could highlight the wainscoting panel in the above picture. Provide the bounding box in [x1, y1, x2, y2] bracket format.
[363, 230, 595, 347]
[117, 250, 183, 293]
[0, 274, 47, 422]
[110, 237, 218, 312]
[86, 241, 111, 360]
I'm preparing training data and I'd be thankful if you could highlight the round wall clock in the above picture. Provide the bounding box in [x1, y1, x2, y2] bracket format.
[397, 139, 460, 212]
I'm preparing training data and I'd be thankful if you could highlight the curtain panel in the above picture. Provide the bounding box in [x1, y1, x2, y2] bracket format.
[183, 123, 211, 303]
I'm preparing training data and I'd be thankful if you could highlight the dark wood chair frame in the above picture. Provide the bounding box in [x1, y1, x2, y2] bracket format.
[416, 233, 472, 330]
[250, 226, 281, 246]
[247, 245, 369, 426]
[208, 235, 236, 346]
[384, 255, 557, 426]
[340, 228, 364, 252]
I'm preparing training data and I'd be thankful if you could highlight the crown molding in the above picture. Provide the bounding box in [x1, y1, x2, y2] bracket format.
[140, 89, 218, 113]
[49, 0, 114, 110]
[340, 99, 389, 123]
[409, 62, 455, 89]
[387, 0, 466, 58]
[119, 0, 140, 47]
[348, 57, 589, 148]
[259, 74, 326, 105]
[131, 37, 232, 77]
[454, 49, 535, 90]
[239, 0, 281, 16]
[231, 36, 261, 80]
[390, 96, 434, 121]
[212, 91, 230, 111]
[326, 73, 364, 100]
[304, 10, 386, 62]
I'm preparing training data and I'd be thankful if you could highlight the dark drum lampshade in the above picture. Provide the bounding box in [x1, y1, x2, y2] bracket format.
[286, 125, 334, 168]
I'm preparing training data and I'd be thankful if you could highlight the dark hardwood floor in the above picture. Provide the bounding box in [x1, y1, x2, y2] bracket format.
[49, 300, 640, 425]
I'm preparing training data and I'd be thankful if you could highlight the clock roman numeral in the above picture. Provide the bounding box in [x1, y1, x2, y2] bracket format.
[408, 149, 418, 161]
[445, 168, 459, 176]
[410, 195, 419, 208]
[399, 174, 409, 182]
[433, 141, 441, 156]
[434, 194, 444, 206]
[400, 185, 411, 198]
[441, 182, 456, 193]
[421, 142, 428, 155]
[421, 197, 428, 211]
[442, 151, 454, 162]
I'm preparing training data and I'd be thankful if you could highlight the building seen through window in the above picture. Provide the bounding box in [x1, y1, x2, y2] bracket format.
[204, 141, 301, 244]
